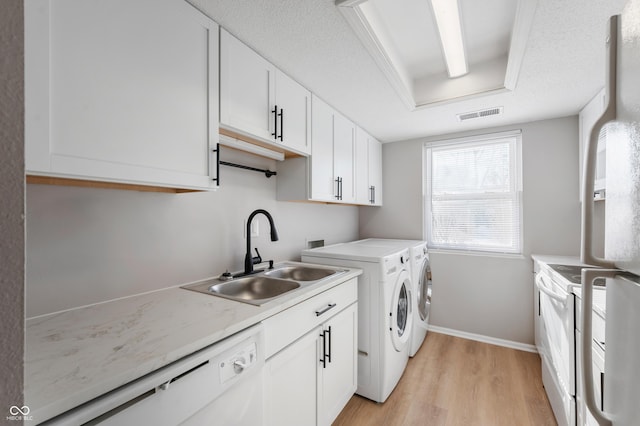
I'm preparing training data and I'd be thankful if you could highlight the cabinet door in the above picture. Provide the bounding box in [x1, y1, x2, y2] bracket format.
[265, 328, 319, 426]
[368, 137, 383, 205]
[220, 29, 275, 143]
[355, 127, 370, 205]
[318, 303, 358, 426]
[276, 71, 311, 155]
[310, 95, 336, 201]
[333, 113, 356, 204]
[25, 0, 218, 190]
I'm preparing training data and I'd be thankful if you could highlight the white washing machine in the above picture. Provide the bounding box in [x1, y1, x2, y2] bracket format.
[301, 243, 413, 403]
[348, 239, 432, 357]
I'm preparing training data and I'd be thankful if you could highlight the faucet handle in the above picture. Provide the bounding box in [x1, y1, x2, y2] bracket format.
[252, 248, 262, 265]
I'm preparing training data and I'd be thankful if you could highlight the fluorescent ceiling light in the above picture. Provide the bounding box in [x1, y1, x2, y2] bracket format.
[430, 0, 468, 78]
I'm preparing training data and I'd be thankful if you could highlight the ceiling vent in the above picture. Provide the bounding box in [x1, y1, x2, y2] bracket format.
[456, 106, 503, 122]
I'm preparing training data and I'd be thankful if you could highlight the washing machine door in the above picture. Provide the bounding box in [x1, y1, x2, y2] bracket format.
[390, 270, 413, 351]
[417, 257, 432, 322]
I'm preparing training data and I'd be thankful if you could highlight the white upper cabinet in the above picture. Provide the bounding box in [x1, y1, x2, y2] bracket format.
[309, 95, 336, 202]
[368, 136, 383, 206]
[277, 95, 381, 206]
[219, 29, 274, 143]
[355, 128, 383, 205]
[220, 30, 311, 156]
[25, 0, 219, 191]
[333, 112, 356, 204]
[276, 71, 312, 155]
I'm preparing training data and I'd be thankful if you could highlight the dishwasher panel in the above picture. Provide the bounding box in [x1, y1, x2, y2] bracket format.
[43, 325, 265, 426]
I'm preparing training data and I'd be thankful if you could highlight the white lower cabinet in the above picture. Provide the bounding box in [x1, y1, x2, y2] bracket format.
[317, 304, 358, 426]
[265, 329, 318, 426]
[263, 279, 358, 426]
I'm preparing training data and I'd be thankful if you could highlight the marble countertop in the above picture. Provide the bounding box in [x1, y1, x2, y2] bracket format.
[25, 262, 362, 423]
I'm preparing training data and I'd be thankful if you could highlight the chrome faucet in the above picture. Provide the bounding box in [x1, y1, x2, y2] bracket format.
[244, 209, 279, 276]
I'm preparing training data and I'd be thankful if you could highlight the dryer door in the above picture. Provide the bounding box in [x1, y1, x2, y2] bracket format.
[417, 257, 432, 322]
[390, 270, 413, 351]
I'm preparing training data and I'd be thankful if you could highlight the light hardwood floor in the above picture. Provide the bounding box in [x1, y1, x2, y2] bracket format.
[333, 332, 557, 426]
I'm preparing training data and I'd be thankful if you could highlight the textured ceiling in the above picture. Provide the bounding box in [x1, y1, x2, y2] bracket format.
[189, 0, 627, 142]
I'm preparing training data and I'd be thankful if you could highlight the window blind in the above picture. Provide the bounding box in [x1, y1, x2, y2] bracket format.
[425, 134, 522, 254]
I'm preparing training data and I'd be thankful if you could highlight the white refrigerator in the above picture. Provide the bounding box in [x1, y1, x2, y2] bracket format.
[580, 0, 640, 425]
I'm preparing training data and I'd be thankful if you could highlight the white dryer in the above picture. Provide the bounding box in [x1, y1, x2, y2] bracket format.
[350, 239, 432, 357]
[302, 243, 412, 403]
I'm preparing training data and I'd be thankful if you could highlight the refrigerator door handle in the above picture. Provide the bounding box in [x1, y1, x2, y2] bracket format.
[581, 15, 618, 269]
[580, 268, 618, 426]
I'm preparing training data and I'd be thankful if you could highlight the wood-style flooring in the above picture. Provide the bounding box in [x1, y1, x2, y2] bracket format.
[333, 332, 556, 426]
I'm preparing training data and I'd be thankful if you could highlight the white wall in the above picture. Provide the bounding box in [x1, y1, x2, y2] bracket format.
[0, 0, 25, 409]
[360, 116, 581, 345]
[26, 150, 359, 317]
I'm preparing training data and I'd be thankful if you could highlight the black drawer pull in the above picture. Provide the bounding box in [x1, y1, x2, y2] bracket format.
[315, 303, 337, 317]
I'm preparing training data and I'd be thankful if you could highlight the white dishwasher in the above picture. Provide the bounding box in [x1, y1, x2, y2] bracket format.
[44, 324, 265, 426]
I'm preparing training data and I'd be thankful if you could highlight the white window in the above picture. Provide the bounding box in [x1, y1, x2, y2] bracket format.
[424, 131, 522, 254]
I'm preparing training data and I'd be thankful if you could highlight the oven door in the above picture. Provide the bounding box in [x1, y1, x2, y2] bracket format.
[536, 272, 575, 396]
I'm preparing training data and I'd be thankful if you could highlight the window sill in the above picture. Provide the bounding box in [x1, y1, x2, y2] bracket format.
[426, 249, 526, 260]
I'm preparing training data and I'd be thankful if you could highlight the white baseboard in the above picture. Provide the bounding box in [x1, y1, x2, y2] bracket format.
[428, 325, 538, 353]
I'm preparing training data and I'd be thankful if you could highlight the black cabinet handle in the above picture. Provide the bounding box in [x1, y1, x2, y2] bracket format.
[271, 105, 278, 140]
[212, 143, 220, 184]
[335, 177, 341, 200]
[339, 177, 343, 200]
[600, 372, 605, 411]
[279, 108, 284, 141]
[315, 303, 337, 317]
[327, 326, 332, 364]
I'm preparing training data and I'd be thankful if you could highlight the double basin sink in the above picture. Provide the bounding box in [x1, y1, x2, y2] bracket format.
[182, 263, 346, 306]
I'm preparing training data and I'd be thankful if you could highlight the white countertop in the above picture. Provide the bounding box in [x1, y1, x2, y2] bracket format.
[530, 254, 594, 268]
[25, 262, 362, 423]
[531, 254, 606, 317]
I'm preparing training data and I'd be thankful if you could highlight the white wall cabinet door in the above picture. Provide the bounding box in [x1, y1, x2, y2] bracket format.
[368, 137, 383, 206]
[333, 112, 356, 204]
[220, 29, 275, 143]
[317, 303, 358, 426]
[355, 127, 370, 205]
[276, 72, 311, 155]
[310, 95, 336, 202]
[25, 0, 219, 191]
[220, 30, 311, 156]
[354, 127, 383, 205]
[264, 330, 318, 426]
